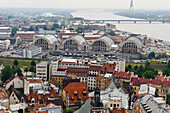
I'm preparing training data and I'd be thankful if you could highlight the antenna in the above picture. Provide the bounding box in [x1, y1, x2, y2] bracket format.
[129, 0, 135, 16]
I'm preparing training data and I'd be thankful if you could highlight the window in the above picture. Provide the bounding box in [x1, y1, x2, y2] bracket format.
[110, 104, 112, 107]
[114, 104, 116, 108]
[117, 104, 119, 107]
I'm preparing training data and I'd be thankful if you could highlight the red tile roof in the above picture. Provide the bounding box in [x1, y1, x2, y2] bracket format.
[131, 77, 170, 87]
[89, 65, 101, 71]
[27, 79, 42, 83]
[155, 74, 168, 81]
[101, 63, 116, 73]
[112, 109, 125, 113]
[64, 82, 89, 104]
[113, 71, 133, 80]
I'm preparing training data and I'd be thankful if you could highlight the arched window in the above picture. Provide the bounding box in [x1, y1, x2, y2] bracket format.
[64, 39, 78, 50]
[122, 42, 137, 53]
[92, 41, 107, 52]
[35, 39, 48, 49]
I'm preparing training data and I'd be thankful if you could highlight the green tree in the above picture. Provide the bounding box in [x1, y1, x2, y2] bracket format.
[65, 109, 75, 113]
[134, 65, 138, 70]
[14, 67, 23, 77]
[168, 60, 170, 69]
[142, 70, 155, 79]
[128, 64, 132, 70]
[13, 59, 19, 67]
[24, 68, 29, 76]
[109, 31, 116, 36]
[11, 27, 19, 37]
[136, 65, 144, 78]
[148, 52, 155, 59]
[67, 28, 74, 31]
[163, 68, 170, 76]
[31, 60, 36, 66]
[53, 24, 59, 28]
[1, 65, 13, 82]
[76, 27, 84, 33]
[145, 61, 150, 70]
[43, 25, 48, 30]
[29, 66, 36, 73]
[51, 27, 55, 30]
[29, 26, 34, 31]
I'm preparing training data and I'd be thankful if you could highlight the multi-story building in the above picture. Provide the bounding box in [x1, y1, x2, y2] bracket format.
[66, 68, 89, 83]
[23, 46, 42, 58]
[15, 31, 36, 42]
[0, 40, 10, 50]
[0, 26, 11, 38]
[36, 61, 51, 81]
[107, 58, 126, 72]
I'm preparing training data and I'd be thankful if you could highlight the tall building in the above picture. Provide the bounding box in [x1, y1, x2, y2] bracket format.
[36, 61, 51, 81]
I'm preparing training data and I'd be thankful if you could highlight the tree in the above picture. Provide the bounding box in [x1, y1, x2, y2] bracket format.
[136, 65, 144, 78]
[168, 60, 170, 69]
[65, 109, 75, 113]
[14, 67, 23, 77]
[76, 27, 84, 33]
[154, 40, 158, 44]
[13, 59, 19, 67]
[51, 27, 55, 30]
[43, 25, 48, 30]
[29, 26, 34, 31]
[29, 66, 36, 73]
[1, 65, 13, 82]
[148, 52, 155, 59]
[11, 27, 19, 37]
[134, 65, 138, 70]
[24, 68, 29, 76]
[163, 68, 170, 76]
[142, 70, 155, 79]
[109, 31, 116, 36]
[145, 61, 150, 70]
[31, 60, 36, 66]
[128, 65, 132, 70]
[53, 24, 59, 28]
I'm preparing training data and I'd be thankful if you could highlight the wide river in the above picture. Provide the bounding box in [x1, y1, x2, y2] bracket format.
[71, 10, 170, 42]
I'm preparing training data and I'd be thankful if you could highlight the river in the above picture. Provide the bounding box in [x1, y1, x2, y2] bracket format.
[71, 10, 170, 42]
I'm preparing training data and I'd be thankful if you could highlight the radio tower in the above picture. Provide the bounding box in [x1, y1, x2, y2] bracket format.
[129, 0, 135, 16]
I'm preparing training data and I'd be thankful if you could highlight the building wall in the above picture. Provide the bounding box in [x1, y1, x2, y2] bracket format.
[87, 76, 96, 91]
[108, 99, 122, 109]
[9, 92, 20, 105]
[5, 77, 23, 90]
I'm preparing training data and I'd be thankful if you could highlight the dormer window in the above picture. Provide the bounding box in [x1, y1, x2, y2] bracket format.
[74, 90, 78, 95]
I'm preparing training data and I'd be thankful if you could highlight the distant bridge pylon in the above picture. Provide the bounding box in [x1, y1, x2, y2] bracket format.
[129, 0, 135, 16]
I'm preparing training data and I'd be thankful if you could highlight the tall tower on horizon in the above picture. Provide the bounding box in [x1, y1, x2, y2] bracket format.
[129, 0, 135, 16]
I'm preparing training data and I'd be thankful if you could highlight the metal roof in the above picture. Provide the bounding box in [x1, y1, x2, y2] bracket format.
[71, 35, 86, 45]
[99, 36, 114, 46]
[37, 35, 57, 44]
[126, 37, 143, 47]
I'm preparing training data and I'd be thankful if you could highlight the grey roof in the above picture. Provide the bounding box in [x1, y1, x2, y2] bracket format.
[126, 37, 143, 47]
[99, 36, 114, 46]
[138, 95, 168, 113]
[36, 35, 57, 44]
[74, 98, 91, 113]
[71, 35, 86, 45]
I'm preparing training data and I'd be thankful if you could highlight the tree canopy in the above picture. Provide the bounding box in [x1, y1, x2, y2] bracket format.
[13, 59, 19, 67]
[31, 60, 36, 66]
[109, 31, 116, 36]
[142, 70, 155, 79]
[11, 27, 19, 37]
[148, 52, 155, 59]
[1, 65, 13, 82]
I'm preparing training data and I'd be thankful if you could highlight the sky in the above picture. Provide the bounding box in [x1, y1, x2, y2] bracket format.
[0, 0, 170, 9]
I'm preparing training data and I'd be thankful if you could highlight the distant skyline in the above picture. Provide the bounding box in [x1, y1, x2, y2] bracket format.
[0, 0, 170, 10]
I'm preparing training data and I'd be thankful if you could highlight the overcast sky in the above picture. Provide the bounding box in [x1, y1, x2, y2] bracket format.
[0, 0, 170, 9]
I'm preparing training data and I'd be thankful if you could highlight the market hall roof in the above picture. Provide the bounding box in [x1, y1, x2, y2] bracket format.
[126, 37, 143, 47]
[36, 35, 57, 44]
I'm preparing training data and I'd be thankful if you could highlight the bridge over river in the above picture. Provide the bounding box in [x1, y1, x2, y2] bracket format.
[86, 19, 169, 24]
